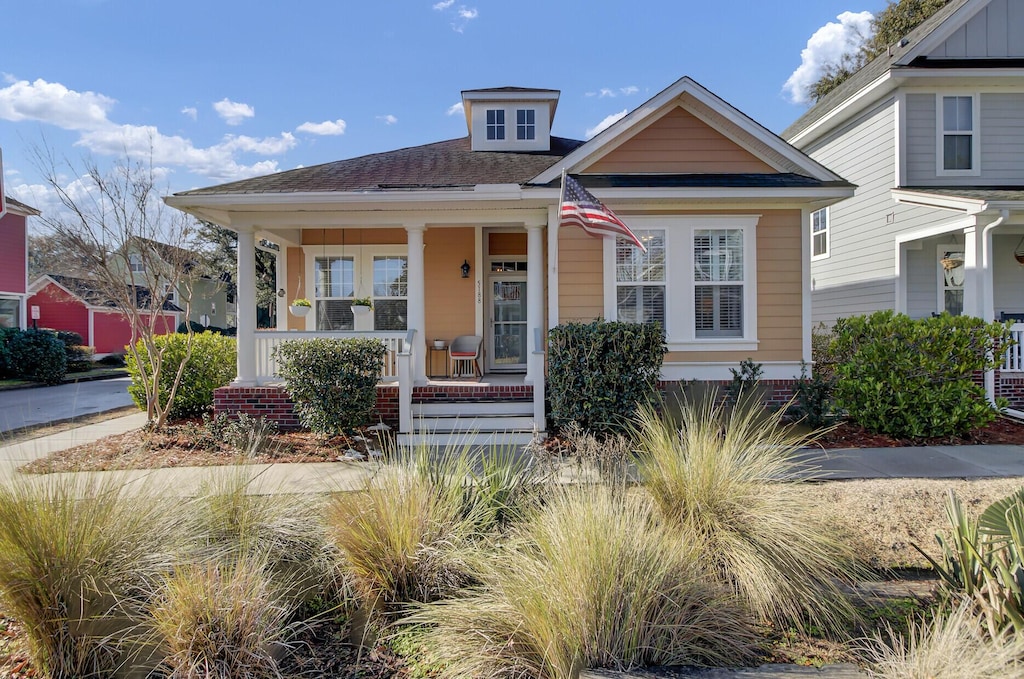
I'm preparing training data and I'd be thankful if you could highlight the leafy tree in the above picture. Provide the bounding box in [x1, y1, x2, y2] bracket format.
[809, 0, 951, 102]
[27, 233, 94, 280]
[195, 221, 278, 328]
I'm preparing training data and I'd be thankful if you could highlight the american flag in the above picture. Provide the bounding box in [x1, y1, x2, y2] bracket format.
[558, 173, 646, 252]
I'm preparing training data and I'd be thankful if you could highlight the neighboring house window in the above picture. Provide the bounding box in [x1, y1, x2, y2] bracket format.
[314, 256, 354, 330]
[486, 109, 505, 140]
[129, 253, 145, 273]
[694, 229, 744, 338]
[938, 95, 978, 174]
[938, 246, 965, 316]
[811, 208, 829, 259]
[516, 109, 535, 140]
[372, 256, 408, 331]
[615, 229, 665, 326]
[0, 298, 19, 329]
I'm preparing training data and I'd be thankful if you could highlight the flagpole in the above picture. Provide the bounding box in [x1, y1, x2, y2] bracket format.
[556, 168, 567, 226]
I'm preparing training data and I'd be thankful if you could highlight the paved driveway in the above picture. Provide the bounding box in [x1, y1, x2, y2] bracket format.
[0, 378, 135, 433]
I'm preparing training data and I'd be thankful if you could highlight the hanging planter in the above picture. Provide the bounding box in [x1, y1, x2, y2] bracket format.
[352, 297, 373, 316]
[290, 298, 312, 317]
[941, 255, 964, 271]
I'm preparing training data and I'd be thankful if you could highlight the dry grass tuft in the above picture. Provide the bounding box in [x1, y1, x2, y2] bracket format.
[634, 398, 866, 633]
[408, 484, 758, 679]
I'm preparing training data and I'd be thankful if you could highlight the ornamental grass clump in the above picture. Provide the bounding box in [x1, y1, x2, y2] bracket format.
[407, 484, 758, 679]
[634, 397, 863, 633]
[147, 556, 293, 679]
[861, 599, 1024, 679]
[0, 476, 183, 679]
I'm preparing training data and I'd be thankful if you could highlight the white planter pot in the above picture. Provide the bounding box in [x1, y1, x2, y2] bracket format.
[289, 305, 311, 317]
[352, 304, 372, 316]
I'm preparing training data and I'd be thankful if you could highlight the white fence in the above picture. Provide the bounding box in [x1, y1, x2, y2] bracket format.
[1004, 323, 1024, 372]
[254, 331, 405, 382]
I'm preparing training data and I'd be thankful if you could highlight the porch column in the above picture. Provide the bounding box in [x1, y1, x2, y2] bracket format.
[406, 223, 427, 383]
[234, 227, 257, 385]
[525, 220, 544, 384]
[962, 226, 982, 318]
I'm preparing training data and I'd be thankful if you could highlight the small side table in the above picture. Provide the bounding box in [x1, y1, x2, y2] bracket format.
[428, 344, 450, 379]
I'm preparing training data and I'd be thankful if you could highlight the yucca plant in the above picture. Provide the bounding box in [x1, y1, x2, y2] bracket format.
[407, 485, 758, 679]
[147, 556, 292, 679]
[633, 397, 862, 633]
[0, 476, 183, 679]
[862, 599, 1024, 679]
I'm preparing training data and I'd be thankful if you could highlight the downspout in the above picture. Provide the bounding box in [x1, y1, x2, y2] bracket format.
[982, 209, 1010, 405]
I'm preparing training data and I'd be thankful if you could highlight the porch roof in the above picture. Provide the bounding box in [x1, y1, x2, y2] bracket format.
[174, 136, 585, 196]
[893, 186, 1024, 212]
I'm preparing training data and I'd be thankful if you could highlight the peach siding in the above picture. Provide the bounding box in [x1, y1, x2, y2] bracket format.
[424, 227, 475, 353]
[286, 246, 305, 330]
[488, 232, 527, 256]
[557, 226, 604, 322]
[585, 105, 776, 175]
[301, 228, 407, 245]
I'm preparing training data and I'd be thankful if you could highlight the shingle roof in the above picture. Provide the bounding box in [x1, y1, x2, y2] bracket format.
[175, 136, 585, 197]
[541, 173, 852, 190]
[782, 0, 971, 141]
[47, 274, 184, 312]
[899, 186, 1024, 203]
[462, 86, 559, 94]
[3, 195, 40, 215]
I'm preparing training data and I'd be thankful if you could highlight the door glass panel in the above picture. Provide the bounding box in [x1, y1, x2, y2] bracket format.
[492, 280, 527, 368]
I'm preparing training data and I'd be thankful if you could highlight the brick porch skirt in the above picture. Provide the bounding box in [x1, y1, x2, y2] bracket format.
[997, 371, 1024, 409]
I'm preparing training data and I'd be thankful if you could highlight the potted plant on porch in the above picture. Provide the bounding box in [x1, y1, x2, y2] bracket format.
[352, 296, 373, 316]
[289, 298, 312, 317]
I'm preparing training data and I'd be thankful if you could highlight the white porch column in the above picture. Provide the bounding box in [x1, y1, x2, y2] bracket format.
[962, 226, 981, 318]
[525, 220, 545, 384]
[234, 228, 257, 385]
[406, 223, 427, 383]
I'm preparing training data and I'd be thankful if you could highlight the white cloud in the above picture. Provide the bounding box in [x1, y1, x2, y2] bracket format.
[213, 98, 255, 125]
[295, 119, 347, 136]
[377, 114, 398, 125]
[432, 0, 454, 8]
[620, 86, 639, 96]
[181, 106, 197, 121]
[585, 109, 627, 139]
[434, 2, 477, 32]
[446, 102, 464, 116]
[2, 73, 16, 84]
[457, 7, 477, 19]
[0, 78, 115, 130]
[589, 85, 639, 99]
[783, 10, 873, 104]
[599, 88, 615, 98]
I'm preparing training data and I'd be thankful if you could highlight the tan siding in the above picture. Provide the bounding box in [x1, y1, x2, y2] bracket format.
[558, 226, 603, 322]
[750, 210, 802, 361]
[302, 228, 406, 245]
[488, 232, 527, 256]
[424, 228, 475, 365]
[586, 106, 776, 174]
[286, 247, 305, 330]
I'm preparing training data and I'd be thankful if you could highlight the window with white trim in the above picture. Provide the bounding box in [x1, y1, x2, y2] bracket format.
[314, 256, 355, 330]
[129, 253, 145, 273]
[694, 229, 744, 338]
[615, 230, 665, 326]
[516, 109, 535, 140]
[486, 109, 505, 140]
[937, 244, 965, 316]
[604, 215, 758, 349]
[811, 208, 829, 259]
[372, 256, 408, 331]
[938, 95, 978, 174]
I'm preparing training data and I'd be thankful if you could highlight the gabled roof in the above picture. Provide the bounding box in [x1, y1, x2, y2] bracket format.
[31, 274, 184, 313]
[530, 76, 848, 185]
[174, 136, 584, 197]
[3, 195, 40, 216]
[783, 0, 978, 142]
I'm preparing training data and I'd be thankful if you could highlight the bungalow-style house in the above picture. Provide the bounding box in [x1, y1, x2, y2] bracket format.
[166, 76, 855, 443]
[782, 0, 1024, 411]
[27, 274, 182, 356]
[0, 195, 39, 329]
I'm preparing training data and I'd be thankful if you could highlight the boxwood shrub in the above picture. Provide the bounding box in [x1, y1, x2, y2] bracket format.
[831, 310, 1012, 439]
[273, 337, 385, 436]
[547, 320, 665, 437]
[3, 328, 67, 385]
[126, 332, 237, 420]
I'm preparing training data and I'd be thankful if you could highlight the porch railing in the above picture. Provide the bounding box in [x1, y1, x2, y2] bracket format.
[254, 330, 406, 382]
[1004, 323, 1024, 372]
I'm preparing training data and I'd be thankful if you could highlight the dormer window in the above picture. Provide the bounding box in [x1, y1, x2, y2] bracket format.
[486, 109, 505, 140]
[516, 109, 535, 140]
[129, 253, 145, 273]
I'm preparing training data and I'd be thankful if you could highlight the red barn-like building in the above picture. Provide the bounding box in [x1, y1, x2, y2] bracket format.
[0, 196, 39, 329]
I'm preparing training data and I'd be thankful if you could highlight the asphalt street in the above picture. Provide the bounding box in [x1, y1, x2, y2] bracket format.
[0, 377, 135, 433]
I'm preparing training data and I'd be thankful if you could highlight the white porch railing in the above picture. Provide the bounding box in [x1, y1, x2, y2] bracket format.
[1004, 323, 1024, 372]
[398, 329, 416, 434]
[254, 330, 406, 382]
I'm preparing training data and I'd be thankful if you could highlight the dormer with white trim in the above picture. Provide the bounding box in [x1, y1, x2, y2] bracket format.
[462, 87, 559, 152]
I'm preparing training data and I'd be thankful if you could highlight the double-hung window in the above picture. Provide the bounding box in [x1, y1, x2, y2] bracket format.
[314, 256, 355, 330]
[938, 94, 978, 175]
[516, 109, 535, 140]
[605, 215, 757, 349]
[811, 208, 829, 259]
[486, 109, 505, 140]
[372, 256, 408, 331]
[310, 248, 408, 331]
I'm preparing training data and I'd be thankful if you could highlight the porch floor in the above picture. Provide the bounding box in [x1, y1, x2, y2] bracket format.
[423, 373, 526, 387]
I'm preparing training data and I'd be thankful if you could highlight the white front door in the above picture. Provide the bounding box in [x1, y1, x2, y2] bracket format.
[488, 276, 528, 372]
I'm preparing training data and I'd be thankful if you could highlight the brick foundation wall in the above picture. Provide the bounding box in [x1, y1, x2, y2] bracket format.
[658, 379, 798, 409]
[412, 383, 533, 402]
[997, 371, 1024, 409]
[213, 384, 402, 430]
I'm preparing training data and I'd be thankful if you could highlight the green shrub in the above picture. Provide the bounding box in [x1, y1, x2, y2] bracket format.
[273, 337, 385, 436]
[6, 328, 67, 385]
[831, 311, 1012, 438]
[0, 326, 18, 378]
[547, 320, 665, 437]
[788, 361, 837, 429]
[66, 345, 95, 373]
[126, 332, 237, 420]
[726, 357, 763, 406]
[96, 352, 126, 367]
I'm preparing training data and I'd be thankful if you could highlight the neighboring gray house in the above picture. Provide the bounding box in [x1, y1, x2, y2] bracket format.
[783, 0, 1024, 409]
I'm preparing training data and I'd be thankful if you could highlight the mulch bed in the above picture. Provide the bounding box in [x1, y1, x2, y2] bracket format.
[813, 416, 1024, 449]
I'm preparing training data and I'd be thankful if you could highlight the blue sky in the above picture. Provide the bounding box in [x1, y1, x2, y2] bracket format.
[2, 0, 877, 214]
